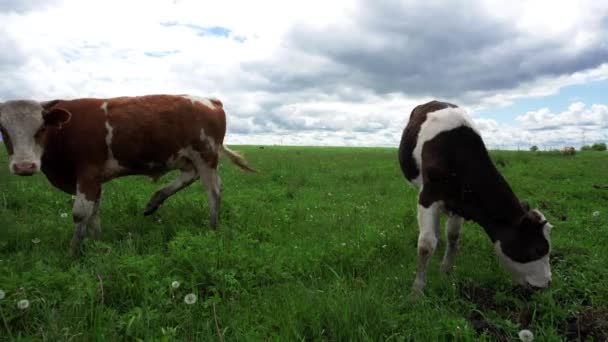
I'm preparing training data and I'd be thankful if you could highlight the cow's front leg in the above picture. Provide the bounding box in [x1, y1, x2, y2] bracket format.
[71, 178, 101, 252]
[412, 201, 441, 293]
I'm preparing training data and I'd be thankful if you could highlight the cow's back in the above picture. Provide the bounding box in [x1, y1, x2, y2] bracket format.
[102, 95, 226, 172]
[41, 95, 226, 192]
[398, 100, 457, 186]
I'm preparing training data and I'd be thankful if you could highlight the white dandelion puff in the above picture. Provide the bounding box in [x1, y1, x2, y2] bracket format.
[184, 293, 197, 305]
[17, 299, 29, 310]
[518, 329, 534, 342]
[60, 213, 68, 218]
[31, 238, 40, 244]
[0, 289, 5, 300]
[171, 281, 180, 289]
[592, 211, 600, 217]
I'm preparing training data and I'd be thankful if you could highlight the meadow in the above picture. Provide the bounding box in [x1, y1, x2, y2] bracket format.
[0, 146, 607, 341]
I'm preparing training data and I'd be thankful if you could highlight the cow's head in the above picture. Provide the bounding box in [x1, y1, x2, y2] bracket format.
[494, 201, 552, 289]
[0, 100, 71, 175]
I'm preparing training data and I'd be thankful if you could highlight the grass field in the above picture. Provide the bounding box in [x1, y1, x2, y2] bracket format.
[0, 146, 607, 341]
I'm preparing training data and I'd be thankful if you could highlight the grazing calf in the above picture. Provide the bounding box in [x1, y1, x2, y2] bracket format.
[398, 100, 552, 292]
[0, 95, 255, 251]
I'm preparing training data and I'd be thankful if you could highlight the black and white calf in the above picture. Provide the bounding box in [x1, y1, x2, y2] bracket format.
[398, 100, 552, 292]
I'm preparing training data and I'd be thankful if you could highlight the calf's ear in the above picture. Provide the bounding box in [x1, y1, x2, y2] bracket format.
[520, 200, 530, 212]
[43, 108, 71, 128]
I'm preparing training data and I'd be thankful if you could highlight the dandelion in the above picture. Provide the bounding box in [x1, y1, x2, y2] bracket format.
[592, 211, 600, 217]
[0, 289, 5, 300]
[17, 299, 29, 310]
[31, 238, 40, 244]
[518, 329, 534, 342]
[60, 212, 68, 218]
[184, 293, 197, 305]
[171, 281, 180, 289]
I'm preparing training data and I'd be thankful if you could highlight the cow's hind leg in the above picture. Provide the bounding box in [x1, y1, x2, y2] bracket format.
[88, 193, 102, 238]
[412, 201, 441, 292]
[440, 214, 463, 273]
[71, 177, 101, 252]
[144, 165, 198, 216]
[196, 161, 222, 229]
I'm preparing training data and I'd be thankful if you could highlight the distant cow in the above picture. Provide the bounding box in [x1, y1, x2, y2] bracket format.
[0, 95, 255, 251]
[562, 146, 576, 156]
[398, 100, 552, 292]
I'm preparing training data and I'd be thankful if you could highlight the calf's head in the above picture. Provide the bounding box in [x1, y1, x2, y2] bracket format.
[0, 100, 71, 175]
[494, 203, 552, 288]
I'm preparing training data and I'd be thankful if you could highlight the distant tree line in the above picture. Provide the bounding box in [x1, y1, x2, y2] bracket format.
[581, 143, 607, 151]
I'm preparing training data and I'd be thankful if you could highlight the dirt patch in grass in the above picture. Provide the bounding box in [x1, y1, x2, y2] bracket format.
[459, 282, 538, 339]
[459, 283, 508, 340]
[459, 282, 497, 311]
[469, 311, 509, 342]
[560, 308, 608, 341]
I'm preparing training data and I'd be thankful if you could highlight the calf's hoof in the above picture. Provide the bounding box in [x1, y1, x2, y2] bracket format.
[143, 204, 159, 216]
[440, 261, 454, 274]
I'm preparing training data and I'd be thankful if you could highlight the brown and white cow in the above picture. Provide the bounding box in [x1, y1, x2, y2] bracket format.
[398, 100, 552, 292]
[0, 95, 255, 251]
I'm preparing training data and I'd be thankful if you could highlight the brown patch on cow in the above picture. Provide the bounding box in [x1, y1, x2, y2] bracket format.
[103, 95, 225, 172]
[560, 308, 608, 341]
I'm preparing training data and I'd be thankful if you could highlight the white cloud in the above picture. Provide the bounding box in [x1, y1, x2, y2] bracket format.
[1, 0, 607, 148]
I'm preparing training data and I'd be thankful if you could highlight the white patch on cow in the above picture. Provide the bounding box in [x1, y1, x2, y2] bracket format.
[73, 185, 96, 221]
[411, 107, 479, 188]
[103, 121, 123, 175]
[494, 218, 552, 289]
[182, 95, 215, 109]
[200, 128, 217, 152]
[0, 100, 46, 173]
[100, 102, 108, 115]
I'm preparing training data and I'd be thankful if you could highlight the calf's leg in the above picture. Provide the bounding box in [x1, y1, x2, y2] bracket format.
[71, 177, 101, 252]
[412, 201, 441, 292]
[440, 214, 463, 273]
[144, 165, 197, 216]
[198, 162, 222, 229]
[88, 193, 103, 238]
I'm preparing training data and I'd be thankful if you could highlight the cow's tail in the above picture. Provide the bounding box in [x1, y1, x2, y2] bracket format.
[220, 145, 256, 172]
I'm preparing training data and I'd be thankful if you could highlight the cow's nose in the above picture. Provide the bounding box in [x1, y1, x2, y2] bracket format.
[13, 162, 37, 175]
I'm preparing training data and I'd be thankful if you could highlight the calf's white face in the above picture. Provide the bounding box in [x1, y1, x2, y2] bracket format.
[0, 100, 71, 176]
[494, 209, 553, 288]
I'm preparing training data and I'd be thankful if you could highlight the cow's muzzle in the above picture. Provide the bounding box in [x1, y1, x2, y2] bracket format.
[13, 162, 37, 176]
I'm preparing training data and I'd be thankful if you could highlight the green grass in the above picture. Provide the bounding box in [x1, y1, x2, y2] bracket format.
[0, 146, 607, 341]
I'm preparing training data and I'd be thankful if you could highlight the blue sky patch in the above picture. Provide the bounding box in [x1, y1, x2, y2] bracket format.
[160, 21, 233, 38]
[476, 79, 608, 124]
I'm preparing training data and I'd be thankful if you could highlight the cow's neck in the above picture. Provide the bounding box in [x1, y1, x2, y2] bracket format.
[464, 159, 526, 242]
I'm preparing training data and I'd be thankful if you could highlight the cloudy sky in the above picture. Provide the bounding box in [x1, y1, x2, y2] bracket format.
[1, 0, 607, 149]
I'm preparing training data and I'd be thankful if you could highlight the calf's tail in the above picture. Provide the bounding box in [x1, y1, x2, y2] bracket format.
[220, 145, 256, 172]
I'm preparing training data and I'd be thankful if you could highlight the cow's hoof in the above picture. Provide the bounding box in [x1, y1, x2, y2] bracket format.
[143, 205, 158, 216]
[440, 262, 454, 274]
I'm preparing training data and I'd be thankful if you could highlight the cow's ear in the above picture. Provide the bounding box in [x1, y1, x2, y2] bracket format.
[40, 100, 61, 110]
[520, 200, 530, 212]
[43, 108, 71, 128]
